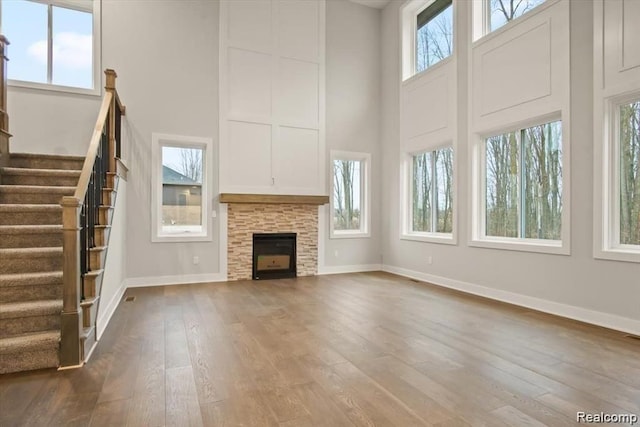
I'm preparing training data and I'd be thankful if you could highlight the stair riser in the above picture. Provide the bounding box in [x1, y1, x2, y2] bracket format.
[99, 208, 113, 225]
[90, 250, 106, 270]
[0, 285, 62, 303]
[0, 211, 62, 225]
[9, 157, 84, 170]
[0, 232, 63, 248]
[95, 228, 110, 247]
[0, 315, 60, 338]
[2, 174, 79, 187]
[82, 301, 98, 329]
[0, 348, 59, 374]
[0, 192, 72, 204]
[0, 255, 63, 274]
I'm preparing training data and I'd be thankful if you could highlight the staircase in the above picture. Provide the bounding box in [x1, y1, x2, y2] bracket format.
[0, 153, 84, 373]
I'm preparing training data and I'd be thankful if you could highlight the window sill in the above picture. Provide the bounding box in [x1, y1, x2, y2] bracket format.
[594, 247, 640, 264]
[401, 232, 456, 245]
[402, 55, 454, 85]
[330, 231, 371, 240]
[8, 79, 100, 97]
[152, 233, 212, 243]
[469, 237, 569, 255]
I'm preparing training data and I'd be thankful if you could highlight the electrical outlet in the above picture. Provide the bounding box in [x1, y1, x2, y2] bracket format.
[334, 250, 339, 257]
[193, 256, 199, 265]
[211, 210, 217, 218]
[427, 256, 432, 265]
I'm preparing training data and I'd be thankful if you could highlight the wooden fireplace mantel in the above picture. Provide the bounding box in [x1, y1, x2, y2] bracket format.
[219, 193, 329, 205]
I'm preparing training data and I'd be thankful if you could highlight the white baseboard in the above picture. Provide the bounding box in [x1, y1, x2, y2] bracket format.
[382, 264, 640, 336]
[96, 280, 126, 340]
[124, 273, 227, 288]
[317, 264, 382, 275]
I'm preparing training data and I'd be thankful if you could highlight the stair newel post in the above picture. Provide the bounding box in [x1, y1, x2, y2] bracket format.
[104, 69, 117, 174]
[60, 196, 83, 367]
[0, 35, 10, 168]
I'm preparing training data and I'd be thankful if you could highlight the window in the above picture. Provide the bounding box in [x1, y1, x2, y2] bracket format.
[617, 99, 640, 247]
[489, 0, 545, 32]
[0, 0, 99, 93]
[401, 0, 454, 80]
[330, 151, 371, 238]
[152, 134, 212, 242]
[403, 146, 454, 241]
[482, 120, 563, 244]
[416, 0, 453, 73]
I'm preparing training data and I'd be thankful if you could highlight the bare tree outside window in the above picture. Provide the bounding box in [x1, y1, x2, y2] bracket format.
[490, 0, 546, 32]
[333, 160, 362, 231]
[411, 147, 454, 234]
[620, 101, 640, 245]
[485, 121, 562, 240]
[416, 1, 453, 73]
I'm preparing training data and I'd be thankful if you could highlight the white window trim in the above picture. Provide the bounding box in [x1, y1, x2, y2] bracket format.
[151, 133, 213, 243]
[470, 115, 570, 255]
[400, 144, 457, 245]
[2, 0, 101, 96]
[400, 0, 454, 82]
[471, 0, 559, 43]
[329, 150, 371, 239]
[595, 92, 640, 263]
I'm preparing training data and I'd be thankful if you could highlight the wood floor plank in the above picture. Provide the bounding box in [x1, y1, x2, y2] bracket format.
[1, 272, 638, 426]
[165, 366, 203, 427]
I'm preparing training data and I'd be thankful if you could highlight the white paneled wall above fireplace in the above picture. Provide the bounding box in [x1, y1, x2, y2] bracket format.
[219, 0, 326, 196]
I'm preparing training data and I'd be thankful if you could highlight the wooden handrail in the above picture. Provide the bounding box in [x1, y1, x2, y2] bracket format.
[60, 69, 125, 368]
[72, 92, 112, 201]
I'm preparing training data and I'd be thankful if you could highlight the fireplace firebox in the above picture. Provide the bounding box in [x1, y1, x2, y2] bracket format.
[252, 233, 297, 280]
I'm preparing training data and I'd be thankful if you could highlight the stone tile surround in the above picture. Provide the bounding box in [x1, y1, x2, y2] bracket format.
[227, 203, 318, 281]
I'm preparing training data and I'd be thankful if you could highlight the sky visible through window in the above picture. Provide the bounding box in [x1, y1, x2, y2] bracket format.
[2, 0, 93, 89]
[490, 0, 546, 32]
[416, 3, 453, 73]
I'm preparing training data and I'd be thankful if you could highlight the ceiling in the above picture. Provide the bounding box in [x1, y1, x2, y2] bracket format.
[348, 0, 392, 9]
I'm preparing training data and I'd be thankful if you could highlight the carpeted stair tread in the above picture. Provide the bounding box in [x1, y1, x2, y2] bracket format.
[0, 246, 63, 256]
[0, 167, 81, 176]
[0, 185, 76, 193]
[8, 153, 84, 169]
[0, 204, 61, 212]
[0, 331, 59, 354]
[0, 271, 63, 287]
[0, 299, 62, 320]
[0, 224, 62, 233]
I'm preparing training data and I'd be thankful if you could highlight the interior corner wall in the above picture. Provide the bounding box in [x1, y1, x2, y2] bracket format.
[323, 0, 382, 270]
[381, 0, 640, 329]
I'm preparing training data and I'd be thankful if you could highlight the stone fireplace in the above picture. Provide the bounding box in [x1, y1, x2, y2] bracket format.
[222, 194, 328, 281]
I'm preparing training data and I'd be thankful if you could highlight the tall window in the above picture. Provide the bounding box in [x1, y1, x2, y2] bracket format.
[330, 151, 370, 238]
[152, 134, 211, 242]
[409, 147, 453, 235]
[416, 0, 453, 74]
[0, 0, 98, 92]
[489, 0, 546, 32]
[618, 100, 640, 246]
[485, 120, 562, 241]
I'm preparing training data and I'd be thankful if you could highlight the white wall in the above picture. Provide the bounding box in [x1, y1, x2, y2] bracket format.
[381, 0, 640, 332]
[102, 0, 221, 282]
[97, 176, 127, 339]
[323, 0, 382, 270]
[219, 0, 326, 196]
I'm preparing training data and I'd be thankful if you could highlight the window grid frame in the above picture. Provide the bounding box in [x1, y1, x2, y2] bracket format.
[329, 150, 371, 240]
[151, 133, 213, 243]
[1, 0, 101, 96]
[401, 145, 456, 244]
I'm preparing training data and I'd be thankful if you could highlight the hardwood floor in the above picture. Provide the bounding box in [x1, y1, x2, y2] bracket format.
[1, 272, 638, 426]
